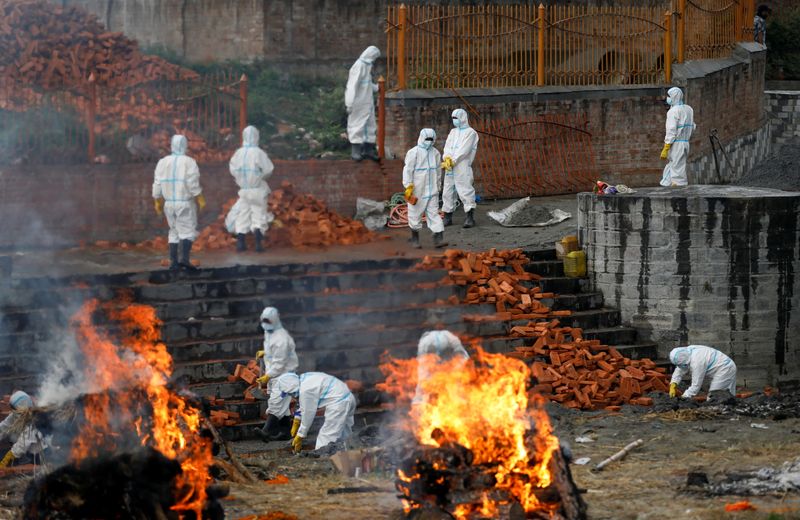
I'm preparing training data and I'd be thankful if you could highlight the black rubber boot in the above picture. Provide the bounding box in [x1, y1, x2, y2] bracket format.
[409, 229, 421, 249]
[433, 232, 448, 249]
[463, 209, 475, 228]
[271, 415, 293, 441]
[253, 414, 279, 442]
[363, 142, 380, 161]
[442, 212, 453, 227]
[254, 229, 264, 252]
[168, 242, 180, 271]
[180, 239, 198, 271]
[236, 233, 246, 252]
[351, 143, 364, 161]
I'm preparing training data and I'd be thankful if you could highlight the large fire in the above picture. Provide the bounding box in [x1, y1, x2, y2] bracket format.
[69, 298, 212, 516]
[379, 347, 561, 518]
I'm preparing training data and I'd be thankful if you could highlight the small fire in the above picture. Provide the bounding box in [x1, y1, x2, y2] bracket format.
[379, 347, 561, 518]
[70, 298, 212, 516]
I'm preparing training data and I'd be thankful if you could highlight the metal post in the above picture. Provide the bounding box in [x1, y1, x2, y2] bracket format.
[398, 4, 407, 90]
[537, 3, 545, 86]
[664, 11, 672, 83]
[677, 0, 686, 63]
[239, 73, 248, 140]
[377, 76, 386, 159]
[87, 72, 96, 162]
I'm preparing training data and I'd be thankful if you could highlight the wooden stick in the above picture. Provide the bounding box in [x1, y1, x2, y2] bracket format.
[593, 438, 644, 472]
[204, 418, 258, 483]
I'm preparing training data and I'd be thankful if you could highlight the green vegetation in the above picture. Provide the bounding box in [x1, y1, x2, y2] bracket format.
[767, 7, 800, 80]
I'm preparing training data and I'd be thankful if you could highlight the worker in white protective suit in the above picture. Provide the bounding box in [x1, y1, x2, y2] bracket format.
[660, 87, 695, 187]
[153, 135, 205, 271]
[225, 126, 275, 252]
[271, 372, 356, 454]
[345, 46, 381, 162]
[403, 128, 447, 249]
[413, 330, 470, 403]
[442, 109, 479, 228]
[0, 391, 50, 468]
[253, 307, 299, 442]
[669, 345, 737, 400]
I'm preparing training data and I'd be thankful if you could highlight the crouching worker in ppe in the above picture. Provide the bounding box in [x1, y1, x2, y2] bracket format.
[272, 372, 356, 456]
[413, 330, 469, 403]
[225, 126, 275, 252]
[403, 128, 447, 249]
[442, 109, 479, 229]
[345, 46, 380, 162]
[0, 391, 50, 468]
[669, 345, 737, 400]
[253, 307, 299, 442]
[660, 87, 695, 187]
[153, 134, 205, 271]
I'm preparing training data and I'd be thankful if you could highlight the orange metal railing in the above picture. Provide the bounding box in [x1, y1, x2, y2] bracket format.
[683, 0, 738, 60]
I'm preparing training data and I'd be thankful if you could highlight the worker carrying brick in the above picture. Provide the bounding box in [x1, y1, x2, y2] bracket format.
[414, 330, 470, 403]
[0, 391, 50, 468]
[271, 372, 357, 455]
[345, 46, 381, 162]
[669, 345, 737, 400]
[153, 134, 205, 271]
[442, 108, 479, 228]
[224, 126, 275, 252]
[659, 87, 695, 187]
[253, 307, 299, 442]
[403, 128, 448, 249]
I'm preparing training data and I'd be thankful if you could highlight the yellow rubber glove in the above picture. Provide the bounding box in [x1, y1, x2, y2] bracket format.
[441, 156, 454, 171]
[669, 382, 678, 398]
[404, 184, 415, 200]
[0, 451, 14, 468]
[255, 350, 265, 359]
[256, 374, 270, 385]
[291, 435, 304, 453]
[290, 417, 301, 438]
[660, 143, 671, 160]
[154, 198, 164, 216]
[196, 193, 206, 211]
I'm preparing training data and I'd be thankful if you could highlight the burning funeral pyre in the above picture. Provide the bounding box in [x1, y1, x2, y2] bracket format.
[379, 348, 587, 520]
[22, 298, 220, 519]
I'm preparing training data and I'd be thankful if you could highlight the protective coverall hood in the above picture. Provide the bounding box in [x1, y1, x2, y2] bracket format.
[670, 347, 691, 368]
[274, 372, 300, 398]
[260, 306, 282, 332]
[171, 134, 188, 156]
[10, 391, 32, 410]
[417, 128, 436, 150]
[451, 109, 469, 129]
[242, 126, 260, 147]
[359, 46, 380, 64]
[418, 330, 469, 360]
[666, 87, 684, 106]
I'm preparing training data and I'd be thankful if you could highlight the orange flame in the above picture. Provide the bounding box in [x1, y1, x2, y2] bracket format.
[70, 299, 212, 516]
[379, 347, 560, 517]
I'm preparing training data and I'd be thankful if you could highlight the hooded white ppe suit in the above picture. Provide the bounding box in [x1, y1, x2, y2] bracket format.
[225, 126, 275, 234]
[669, 345, 737, 399]
[271, 372, 357, 450]
[414, 330, 470, 402]
[403, 129, 444, 234]
[260, 307, 299, 418]
[345, 46, 380, 144]
[660, 87, 695, 187]
[442, 109, 479, 214]
[0, 391, 50, 459]
[152, 135, 202, 243]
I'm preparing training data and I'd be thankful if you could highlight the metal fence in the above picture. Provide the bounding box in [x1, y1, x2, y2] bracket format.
[386, 0, 757, 90]
[0, 71, 247, 164]
[473, 114, 598, 199]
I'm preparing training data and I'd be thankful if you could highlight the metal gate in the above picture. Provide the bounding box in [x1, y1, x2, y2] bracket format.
[473, 114, 598, 199]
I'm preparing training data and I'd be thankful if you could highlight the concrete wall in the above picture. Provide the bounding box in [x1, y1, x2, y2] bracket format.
[766, 89, 800, 150]
[0, 159, 398, 250]
[385, 43, 767, 193]
[578, 186, 800, 387]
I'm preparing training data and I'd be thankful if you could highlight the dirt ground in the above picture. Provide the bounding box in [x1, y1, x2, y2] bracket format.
[205, 393, 800, 520]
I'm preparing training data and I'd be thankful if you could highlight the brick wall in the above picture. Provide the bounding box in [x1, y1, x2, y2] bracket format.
[0, 159, 399, 250]
[385, 43, 767, 193]
[766, 89, 800, 149]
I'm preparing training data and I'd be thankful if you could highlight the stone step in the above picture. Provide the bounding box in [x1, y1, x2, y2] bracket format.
[523, 249, 558, 261]
[463, 308, 622, 337]
[582, 326, 639, 345]
[537, 276, 590, 294]
[525, 260, 565, 277]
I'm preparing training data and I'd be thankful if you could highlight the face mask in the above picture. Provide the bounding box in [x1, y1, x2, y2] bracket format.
[261, 322, 275, 332]
[452, 118, 460, 128]
[421, 139, 433, 150]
